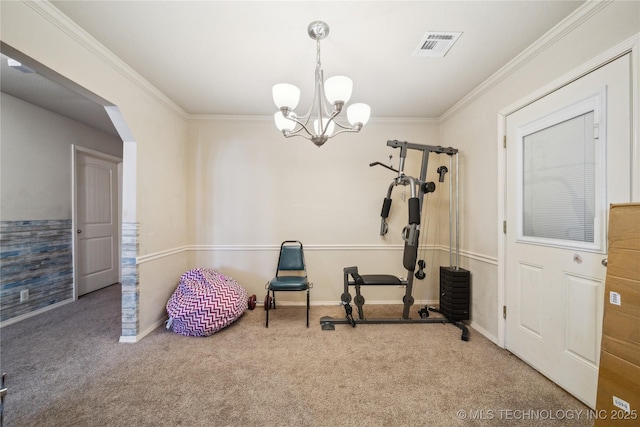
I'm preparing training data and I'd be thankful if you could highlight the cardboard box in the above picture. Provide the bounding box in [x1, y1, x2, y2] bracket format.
[596, 204, 640, 426]
[608, 203, 640, 251]
[606, 204, 640, 283]
[603, 275, 640, 317]
[601, 203, 640, 367]
[601, 308, 640, 367]
[607, 249, 640, 284]
[595, 351, 640, 426]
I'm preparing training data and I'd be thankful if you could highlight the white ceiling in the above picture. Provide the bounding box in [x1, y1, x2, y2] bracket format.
[2, 1, 586, 129]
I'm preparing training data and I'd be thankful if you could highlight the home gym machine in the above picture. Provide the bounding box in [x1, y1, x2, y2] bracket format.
[320, 139, 470, 340]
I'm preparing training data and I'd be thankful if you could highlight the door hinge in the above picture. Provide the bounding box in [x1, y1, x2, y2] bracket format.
[503, 221, 507, 234]
[503, 305, 507, 319]
[503, 135, 507, 148]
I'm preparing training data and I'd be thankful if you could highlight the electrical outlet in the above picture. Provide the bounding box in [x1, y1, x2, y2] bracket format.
[20, 289, 29, 302]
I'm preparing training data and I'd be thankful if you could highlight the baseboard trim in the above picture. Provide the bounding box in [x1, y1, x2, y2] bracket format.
[0, 298, 74, 328]
[467, 321, 498, 345]
[119, 317, 167, 343]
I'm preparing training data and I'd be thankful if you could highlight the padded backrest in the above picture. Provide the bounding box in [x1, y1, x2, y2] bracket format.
[277, 241, 305, 272]
[403, 231, 419, 271]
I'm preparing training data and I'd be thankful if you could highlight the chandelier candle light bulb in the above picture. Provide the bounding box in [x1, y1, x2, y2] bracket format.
[272, 21, 370, 147]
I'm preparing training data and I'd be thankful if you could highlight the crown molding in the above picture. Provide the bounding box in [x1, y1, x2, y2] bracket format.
[188, 114, 272, 122]
[188, 114, 438, 125]
[368, 116, 440, 125]
[438, 0, 612, 122]
[24, 0, 188, 119]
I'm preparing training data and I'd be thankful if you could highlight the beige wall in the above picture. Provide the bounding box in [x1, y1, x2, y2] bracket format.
[187, 117, 445, 303]
[439, 0, 640, 341]
[0, 93, 122, 220]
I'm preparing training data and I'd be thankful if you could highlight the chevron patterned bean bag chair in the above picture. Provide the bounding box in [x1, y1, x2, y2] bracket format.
[166, 268, 249, 337]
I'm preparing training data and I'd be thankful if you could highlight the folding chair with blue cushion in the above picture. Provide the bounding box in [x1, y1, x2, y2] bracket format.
[265, 240, 312, 327]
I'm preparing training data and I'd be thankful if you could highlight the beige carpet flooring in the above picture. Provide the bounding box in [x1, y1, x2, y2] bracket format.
[0, 284, 594, 426]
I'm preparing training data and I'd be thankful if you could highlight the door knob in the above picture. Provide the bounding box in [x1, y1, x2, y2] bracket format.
[601, 258, 608, 267]
[77, 229, 82, 234]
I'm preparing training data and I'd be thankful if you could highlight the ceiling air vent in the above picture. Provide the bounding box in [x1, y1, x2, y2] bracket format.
[413, 31, 462, 58]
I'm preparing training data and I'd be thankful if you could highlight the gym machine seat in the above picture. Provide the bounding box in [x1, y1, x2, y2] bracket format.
[341, 238, 419, 323]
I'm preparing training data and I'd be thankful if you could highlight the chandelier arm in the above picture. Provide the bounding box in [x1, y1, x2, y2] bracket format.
[321, 95, 335, 117]
[329, 127, 362, 137]
[315, 68, 330, 131]
[331, 120, 354, 130]
[283, 131, 312, 141]
[291, 68, 322, 124]
[286, 116, 315, 139]
[317, 106, 342, 135]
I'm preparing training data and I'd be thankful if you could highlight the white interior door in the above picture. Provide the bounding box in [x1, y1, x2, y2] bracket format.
[76, 151, 119, 296]
[504, 54, 632, 408]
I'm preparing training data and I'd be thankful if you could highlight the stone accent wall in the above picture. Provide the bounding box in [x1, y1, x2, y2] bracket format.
[121, 222, 139, 337]
[0, 220, 73, 322]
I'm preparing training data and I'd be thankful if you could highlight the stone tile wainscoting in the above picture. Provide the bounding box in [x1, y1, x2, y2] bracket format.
[0, 220, 73, 322]
[120, 222, 139, 339]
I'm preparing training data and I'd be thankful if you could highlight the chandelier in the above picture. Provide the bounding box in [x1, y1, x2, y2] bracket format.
[272, 21, 371, 147]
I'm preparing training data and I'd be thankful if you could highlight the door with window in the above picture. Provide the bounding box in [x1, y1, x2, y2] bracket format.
[505, 54, 631, 408]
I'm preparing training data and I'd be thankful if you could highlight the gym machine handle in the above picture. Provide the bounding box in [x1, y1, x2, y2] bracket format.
[408, 197, 420, 225]
[369, 162, 398, 173]
[400, 197, 420, 245]
[437, 166, 448, 183]
[379, 197, 392, 236]
[402, 224, 418, 247]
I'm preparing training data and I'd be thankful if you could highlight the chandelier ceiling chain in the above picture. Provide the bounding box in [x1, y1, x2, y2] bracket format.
[314, 32, 321, 69]
[272, 21, 371, 147]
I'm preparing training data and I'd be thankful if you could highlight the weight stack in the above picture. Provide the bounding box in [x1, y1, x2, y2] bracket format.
[439, 266, 470, 321]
